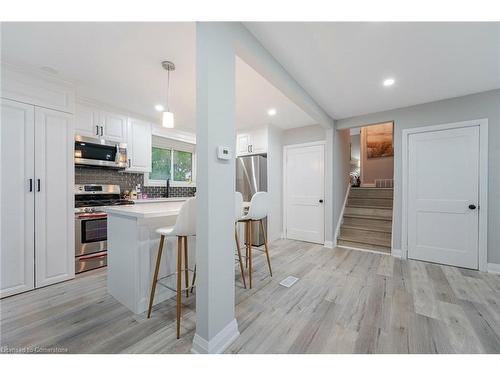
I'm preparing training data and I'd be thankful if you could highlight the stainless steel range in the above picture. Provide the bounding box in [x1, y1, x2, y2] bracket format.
[74, 184, 134, 273]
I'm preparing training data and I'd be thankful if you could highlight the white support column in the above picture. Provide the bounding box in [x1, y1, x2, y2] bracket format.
[192, 22, 239, 354]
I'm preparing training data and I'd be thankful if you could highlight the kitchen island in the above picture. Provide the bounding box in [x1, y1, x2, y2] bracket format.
[105, 199, 195, 314]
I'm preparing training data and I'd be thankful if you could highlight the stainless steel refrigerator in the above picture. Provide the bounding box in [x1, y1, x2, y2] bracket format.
[236, 154, 267, 246]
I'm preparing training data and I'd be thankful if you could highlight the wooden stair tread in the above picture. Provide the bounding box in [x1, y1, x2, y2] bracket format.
[346, 204, 393, 210]
[350, 187, 393, 190]
[340, 224, 391, 234]
[343, 213, 392, 221]
[337, 235, 391, 247]
[337, 239, 391, 253]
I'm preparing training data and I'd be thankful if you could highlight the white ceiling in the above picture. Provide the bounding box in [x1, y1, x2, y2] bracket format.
[245, 22, 500, 119]
[0, 22, 314, 131]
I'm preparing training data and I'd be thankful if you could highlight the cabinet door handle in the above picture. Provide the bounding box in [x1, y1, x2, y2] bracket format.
[96, 125, 99, 135]
[29, 178, 33, 192]
[37, 179, 41, 192]
[100, 126, 103, 137]
[128, 158, 131, 168]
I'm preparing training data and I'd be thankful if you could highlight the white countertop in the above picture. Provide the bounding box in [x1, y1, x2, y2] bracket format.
[105, 201, 184, 219]
[132, 197, 188, 204]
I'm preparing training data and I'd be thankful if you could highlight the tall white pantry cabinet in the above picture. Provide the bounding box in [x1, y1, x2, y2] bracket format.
[1, 69, 75, 298]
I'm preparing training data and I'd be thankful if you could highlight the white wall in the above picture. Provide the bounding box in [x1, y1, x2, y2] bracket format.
[267, 125, 284, 242]
[332, 128, 351, 243]
[282, 124, 325, 145]
[336, 89, 500, 263]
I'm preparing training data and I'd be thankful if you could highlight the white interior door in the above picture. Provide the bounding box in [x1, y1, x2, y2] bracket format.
[34, 107, 75, 287]
[0, 99, 35, 298]
[408, 126, 480, 269]
[285, 143, 325, 244]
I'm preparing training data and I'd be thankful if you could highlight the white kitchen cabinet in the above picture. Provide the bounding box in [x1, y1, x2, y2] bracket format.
[236, 128, 268, 156]
[101, 111, 127, 143]
[237, 133, 251, 155]
[0, 99, 35, 298]
[75, 102, 100, 139]
[34, 107, 75, 288]
[126, 118, 152, 173]
[0, 99, 74, 298]
[75, 103, 127, 143]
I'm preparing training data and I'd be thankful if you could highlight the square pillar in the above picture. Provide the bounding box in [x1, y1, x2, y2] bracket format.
[191, 22, 239, 354]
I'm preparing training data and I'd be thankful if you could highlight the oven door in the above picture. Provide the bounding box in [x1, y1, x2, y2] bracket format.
[75, 213, 108, 256]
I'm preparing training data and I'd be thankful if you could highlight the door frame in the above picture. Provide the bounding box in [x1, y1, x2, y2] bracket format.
[283, 141, 326, 244]
[401, 119, 488, 271]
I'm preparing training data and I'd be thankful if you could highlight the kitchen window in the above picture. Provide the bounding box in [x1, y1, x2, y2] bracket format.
[145, 136, 195, 187]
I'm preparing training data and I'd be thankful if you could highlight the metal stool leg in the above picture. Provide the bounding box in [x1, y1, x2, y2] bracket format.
[147, 235, 165, 318]
[190, 265, 196, 294]
[183, 236, 189, 298]
[248, 221, 253, 289]
[176, 236, 182, 339]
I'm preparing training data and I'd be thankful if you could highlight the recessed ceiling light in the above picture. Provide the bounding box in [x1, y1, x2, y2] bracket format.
[267, 108, 277, 116]
[154, 104, 165, 112]
[383, 78, 395, 87]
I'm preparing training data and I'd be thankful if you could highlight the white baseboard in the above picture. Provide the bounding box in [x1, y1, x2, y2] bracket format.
[391, 248, 403, 258]
[191, 318, 239, 354]
[487, 263, 500, 275]
[324, 240, 333, 249]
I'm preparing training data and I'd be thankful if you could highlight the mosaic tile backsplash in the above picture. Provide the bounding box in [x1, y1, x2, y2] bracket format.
[75, 167, 196, 198]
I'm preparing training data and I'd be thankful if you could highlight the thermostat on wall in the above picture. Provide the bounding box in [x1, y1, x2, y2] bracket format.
[217, 146, 232, 160]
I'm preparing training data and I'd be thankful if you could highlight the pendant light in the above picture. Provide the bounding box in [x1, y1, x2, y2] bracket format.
[161, 60, 175, 128]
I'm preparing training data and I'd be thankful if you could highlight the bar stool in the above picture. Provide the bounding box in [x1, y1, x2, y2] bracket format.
[147, 197, 196, 339]
[239, 192, 272, 289]
[234, 192, 247, 289]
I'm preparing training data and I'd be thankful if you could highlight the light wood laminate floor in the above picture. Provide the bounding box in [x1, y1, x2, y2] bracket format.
[1, 239, 500, 353]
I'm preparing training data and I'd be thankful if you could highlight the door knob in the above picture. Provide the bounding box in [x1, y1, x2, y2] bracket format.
[319, 199, 324, 203]
[468, 204, 477, 210]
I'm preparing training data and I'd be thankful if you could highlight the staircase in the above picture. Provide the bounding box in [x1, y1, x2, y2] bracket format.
[337, 187, 393, 253]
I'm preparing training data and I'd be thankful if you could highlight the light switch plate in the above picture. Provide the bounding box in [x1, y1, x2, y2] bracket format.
[217, 146, 231, 160]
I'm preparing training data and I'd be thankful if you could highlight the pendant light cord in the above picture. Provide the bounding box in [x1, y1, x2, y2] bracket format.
[166, 69, 170, 112]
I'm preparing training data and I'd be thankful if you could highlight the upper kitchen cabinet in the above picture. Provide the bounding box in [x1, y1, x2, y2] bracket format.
[1, 64, 76, 114]
[101, 111, 128, 143]
[75, 102, 101, 139]
[126, 118, 152, 173]
[75, 102, 127, 143]
[236, 128, 268, 156]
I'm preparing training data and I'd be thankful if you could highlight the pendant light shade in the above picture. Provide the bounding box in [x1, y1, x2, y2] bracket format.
[162, 111, 174, 128]
[161, 60, 175, 128]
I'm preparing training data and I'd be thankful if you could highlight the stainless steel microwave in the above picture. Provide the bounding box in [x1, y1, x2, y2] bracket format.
[74, 136, 127, 169]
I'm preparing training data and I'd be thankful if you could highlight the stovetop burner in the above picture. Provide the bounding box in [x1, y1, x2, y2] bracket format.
[75, 199, 134, 208]
[74, 184, 134, 211]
